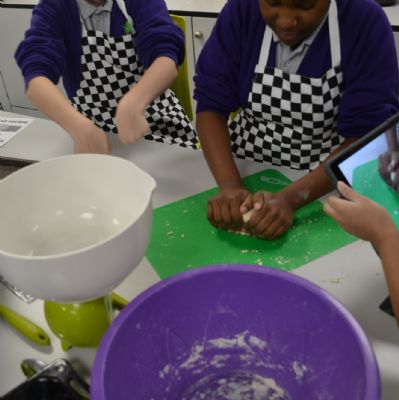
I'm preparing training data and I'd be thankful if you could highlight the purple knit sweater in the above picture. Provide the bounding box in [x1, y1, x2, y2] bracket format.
[15, 0, 185, 100]
[194, 0, 399, 138]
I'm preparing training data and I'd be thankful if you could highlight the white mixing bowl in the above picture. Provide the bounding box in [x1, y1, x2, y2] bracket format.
[0, 154, 156, 302]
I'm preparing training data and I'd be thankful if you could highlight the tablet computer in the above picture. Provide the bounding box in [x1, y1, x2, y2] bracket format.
[325, 112, 399, 225]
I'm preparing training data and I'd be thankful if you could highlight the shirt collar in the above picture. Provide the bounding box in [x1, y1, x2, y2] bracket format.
[76, 0, 113, 20]
[272, 13, 328, 51]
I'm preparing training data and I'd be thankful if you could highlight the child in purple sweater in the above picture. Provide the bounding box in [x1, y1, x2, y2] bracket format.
[16, 0, 196, 154]
[194, 0, 399, 239]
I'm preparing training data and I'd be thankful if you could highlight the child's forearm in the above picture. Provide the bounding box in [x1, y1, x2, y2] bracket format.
[196, 111, 243, 191]
[277, 138, 358, 210]
[123, 56, 178, 112]
[376, 231, 399, 326]
[276, 163, 332, 211]
[26, 76, 92, 139]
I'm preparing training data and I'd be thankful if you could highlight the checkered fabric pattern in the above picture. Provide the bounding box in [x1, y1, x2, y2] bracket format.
[229, 65, 344, 170]
[73, 32, 141, 130]
[144, 90, 197, 148]
[72, 28, 196, 148]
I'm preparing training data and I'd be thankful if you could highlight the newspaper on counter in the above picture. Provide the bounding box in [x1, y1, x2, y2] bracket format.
[0, 117, 33, 147]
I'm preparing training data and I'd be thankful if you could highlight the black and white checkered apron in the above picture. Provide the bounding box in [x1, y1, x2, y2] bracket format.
[229, 0, 344, 170]
[71, 0, 197, 148]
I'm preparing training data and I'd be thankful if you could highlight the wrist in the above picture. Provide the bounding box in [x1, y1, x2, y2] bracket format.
[373, 229, 399, 255]
[122, 88, 147, 114]
[67, 116, 101, 142]
[65, 115, 93, 140]
[274, 189, 296, 212]
[219, 180, 245, 192]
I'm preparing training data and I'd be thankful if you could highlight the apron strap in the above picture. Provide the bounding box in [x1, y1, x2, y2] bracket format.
[328, 0, 341, 67]
[258, 23, 273, 68]
[258, 0, 341, 69]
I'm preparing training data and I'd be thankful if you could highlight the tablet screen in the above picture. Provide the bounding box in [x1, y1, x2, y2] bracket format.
[340, 124, 398, 184]
[326, 116, 399, 227]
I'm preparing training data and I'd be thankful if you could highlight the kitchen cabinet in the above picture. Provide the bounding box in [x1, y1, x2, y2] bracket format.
[192, 17, 216, 63]
[189, 16, 217, 112]
[0, 7, 38, 113]
[177, 15, 197, 118]
[0, 6, 66, 118]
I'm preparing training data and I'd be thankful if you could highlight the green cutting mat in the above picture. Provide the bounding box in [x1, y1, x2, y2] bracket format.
[146, 169, 356, 279]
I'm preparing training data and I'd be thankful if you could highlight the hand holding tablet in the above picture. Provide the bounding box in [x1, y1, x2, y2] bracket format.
[324, 113, 399, 321]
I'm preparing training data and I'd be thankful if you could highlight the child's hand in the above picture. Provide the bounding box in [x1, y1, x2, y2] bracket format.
[240, 191, 293, 239]
[73, 121, 112, 154]
[115, 93, 150, 144]
[378, 151, 399, 192]
[324, 181, 397, 250]
[208, 185, 250, 230]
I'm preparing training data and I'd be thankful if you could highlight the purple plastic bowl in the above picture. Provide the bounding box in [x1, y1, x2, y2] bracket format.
[91, 264, 380, 400]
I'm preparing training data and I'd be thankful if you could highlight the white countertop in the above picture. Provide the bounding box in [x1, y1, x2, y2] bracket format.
[0, 111, 399, 399]
[386, 3, 399, 26]
[2, 0, 399, 25]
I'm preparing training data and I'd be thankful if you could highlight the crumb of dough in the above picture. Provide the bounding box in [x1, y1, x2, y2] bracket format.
[242, 209, 254, 223]
[228, 228, 259, 238]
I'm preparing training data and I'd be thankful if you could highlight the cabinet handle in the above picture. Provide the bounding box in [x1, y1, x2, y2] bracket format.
[194, 31, 203, 39]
